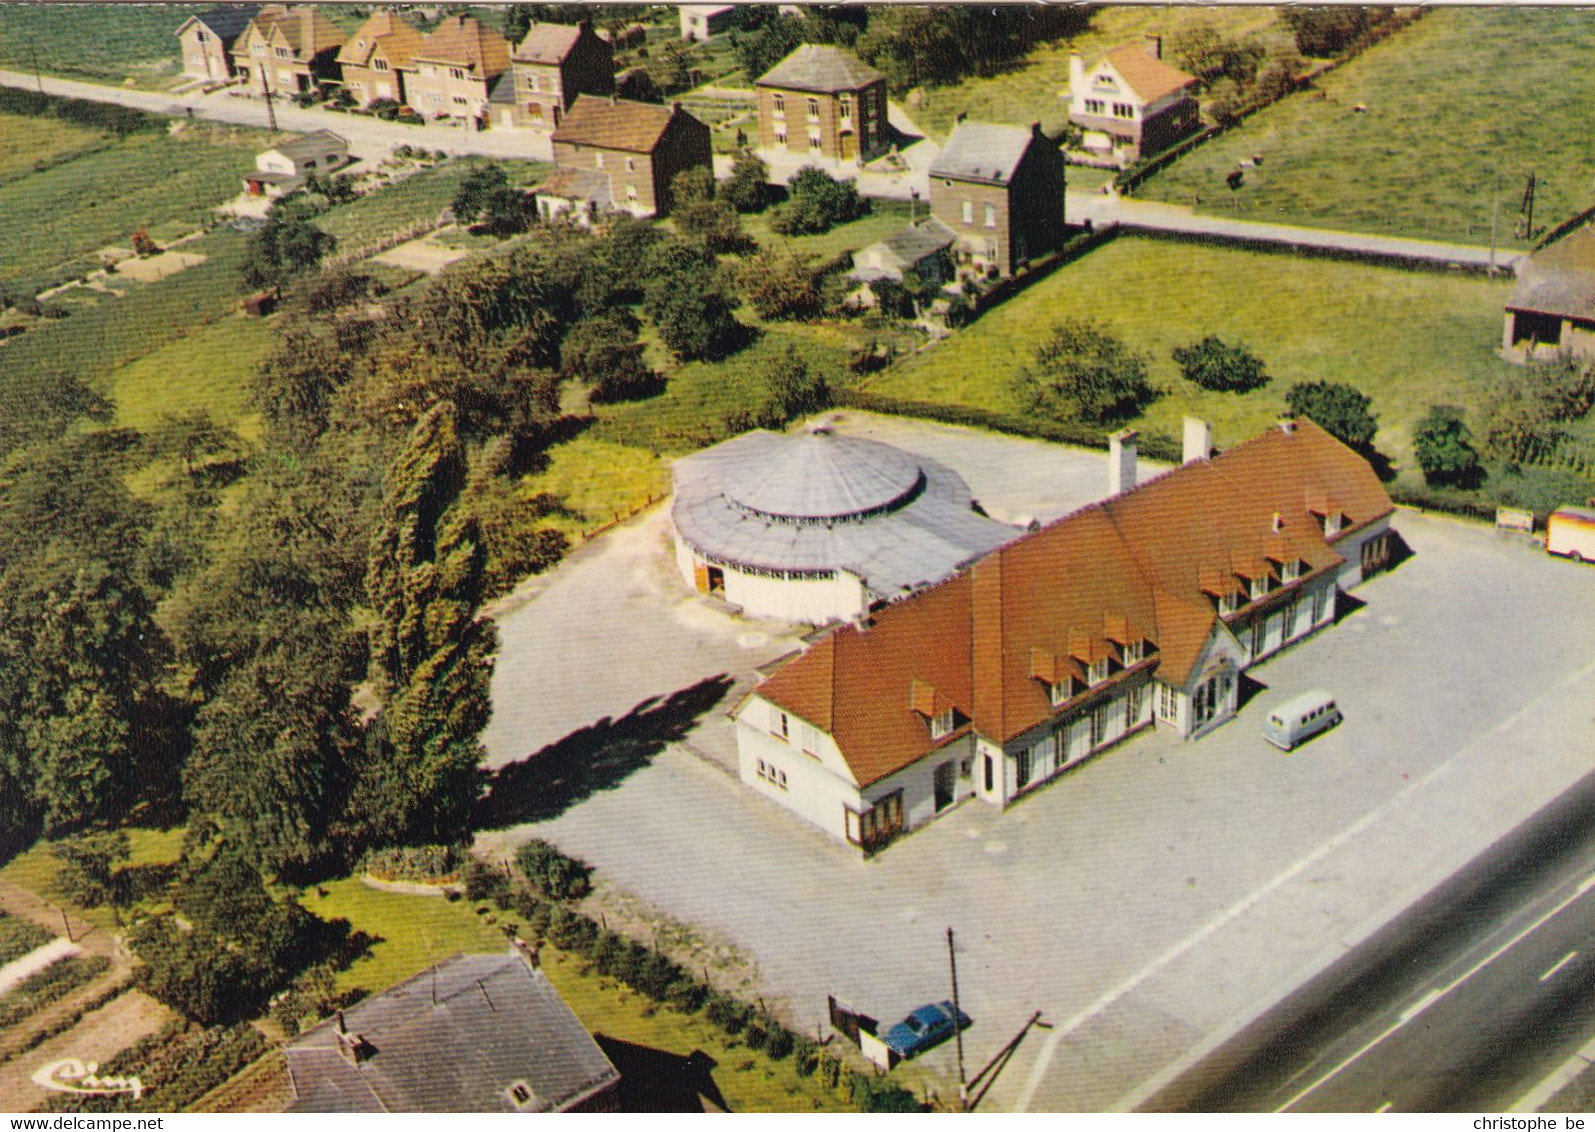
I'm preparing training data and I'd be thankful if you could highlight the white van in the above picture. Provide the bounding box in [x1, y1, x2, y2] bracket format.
[1262, 690, 1341, 751]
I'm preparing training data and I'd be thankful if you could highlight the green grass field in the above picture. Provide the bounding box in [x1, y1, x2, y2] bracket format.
[314, 160, 550, 255]
[1137, 8, 1595, 248]
[871, 235, 1517, 470]
[520, 438, 669, 539]
[108, 314, 271, 444]
[0, 110, 108, 182]
[0, 828, 186, 933]
[1, 126, 259, 296]
[744, 198, 914, 263]
[909, 6, 1287, 140]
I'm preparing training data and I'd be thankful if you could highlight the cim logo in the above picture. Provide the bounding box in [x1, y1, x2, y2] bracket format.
[30, 1057, 145, 1101]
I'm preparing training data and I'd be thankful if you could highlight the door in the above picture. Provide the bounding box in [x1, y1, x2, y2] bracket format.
[1015, 748, 1032, 791]
[839, 130, 856, 161]
[933, 761, 955, 812]
[705, 565, 724, 595]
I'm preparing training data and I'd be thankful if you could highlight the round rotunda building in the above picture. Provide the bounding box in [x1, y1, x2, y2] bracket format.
[671, 427, 1017, 624]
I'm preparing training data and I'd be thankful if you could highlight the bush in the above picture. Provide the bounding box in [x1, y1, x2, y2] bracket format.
[362, 843, 465, 884]
[853, 1073, 922, 1113]
[665, 977, 709, 1014]
[1171, 335, 1270, 393]
[1285, 380, 1377, 451]
[763, 1023, 796, 1060]
[792, 1036, 821, 1076]
[1013, 318, 1158, 427]
[0, 913, 54, 967]
[706, 991, 752, 1035]
[767, 166, 867, 236]
[722, 150, 772, 214]
[1412, 404, 1484, 489]
[463, 859, 509, 902]
[515, 839, 593, 901]
[545, 905, 600, 954]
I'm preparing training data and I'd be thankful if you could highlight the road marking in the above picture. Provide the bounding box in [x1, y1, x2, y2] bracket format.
[1540, 951, 1579, 983]
[1277, 874, 1595, 1111]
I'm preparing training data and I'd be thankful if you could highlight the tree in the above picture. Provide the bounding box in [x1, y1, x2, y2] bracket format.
[737, 246, 824, 322]
[241, 210, 335, 296]
[768, 166, 866, 236]
[1412, 404, 1484, 489]
[1013, 319, 1157, 426]
[1281, 7, 1387, 57]
[251, 323, 359, 450]
[561, 311, 660, 402]
[670, 168, 750, 254]
[731, 15, 805, 82]
[451, 163, 533, 236]
[1171, 336, 1271, 393]
[721, 150, 771, 214]
[1170, 25, 1264, 86]
[642, 237, 742, 361]
[52, 832, 131, 908]
[353, 402, 495, 847]
[761, 344, 831, 425]
[0, 369, 111, 461]
[1285, 380, 1377, 451]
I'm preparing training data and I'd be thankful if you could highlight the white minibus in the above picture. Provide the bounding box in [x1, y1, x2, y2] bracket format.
[1262, 690, 1342, 751]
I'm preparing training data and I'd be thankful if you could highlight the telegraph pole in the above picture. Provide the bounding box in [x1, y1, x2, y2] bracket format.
[261, 65, 278, 133]
[1489, 172, 1500, 277]
[948, 926, 967, 1108]
[28, 37, 44, 94]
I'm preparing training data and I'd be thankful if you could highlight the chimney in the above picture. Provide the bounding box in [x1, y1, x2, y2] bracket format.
[1069, 51, 1085, 94]
[1145, 34, 1162, 60]
[1108, 429, 1138, 496]
[1271, 511, 1284, 533]
[1277, 416, 1297, 436]
[1030, 120, 1043, 139]
[1182, 417, 1211, 464]
[335, 1028, 373, 1066]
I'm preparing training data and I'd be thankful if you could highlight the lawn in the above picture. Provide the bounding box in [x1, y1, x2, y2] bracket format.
[0, 110, 108, 182]
[107, 313, 272, 444]
[871, 235, 1518, 476]
[1137, 8, 1595, 248]
[519, 437, 669, 539]
[0, 4, 198, 86]
[0, 828, 186, 934]
[0, 126, 260, 297]
[745, 198, 915, 263]
[908, 6, 1288, 140]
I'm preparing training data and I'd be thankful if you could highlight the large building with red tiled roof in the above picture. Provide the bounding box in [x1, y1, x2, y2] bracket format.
[734, 419, 1396, 852]
[1067, 36, 1201, 167]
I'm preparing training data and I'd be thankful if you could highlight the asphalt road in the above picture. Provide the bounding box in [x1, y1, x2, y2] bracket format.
[1143, 770, 1595, 1112]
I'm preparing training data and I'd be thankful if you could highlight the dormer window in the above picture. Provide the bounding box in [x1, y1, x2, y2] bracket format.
[1324, 513, 1343, 536]
[1123, 640, 1145, 665]
[1281, 559, 1301, 583]
[929, 709, 955, 740]
[1087, 658, 1109, 686]
[1248, 576, 1268, 601]
[1218, 592, 1240, 616]
[507, 1082, 535, 1108]
[373, 58, 389, 71]
[1049, 676, 1075, 706]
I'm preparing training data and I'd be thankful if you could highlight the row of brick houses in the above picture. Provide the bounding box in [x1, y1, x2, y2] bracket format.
[729, 419, 1396, 853]
[177, 6, 613, 129]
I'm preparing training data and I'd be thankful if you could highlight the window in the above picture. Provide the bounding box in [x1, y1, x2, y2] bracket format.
[799, 723, 821, 755]
[1252, 621, 1265, 657]
[1126, 686, 1143, 727]
[1049, 677, 1074, 706]
[449, 67, 466, 81]
[452, 95, 469, 107]
[1324, 513, 1343, 536]
[959, 757, 973, 779]
[773, 708, 789, 740]
[1311, 586, 1329, 623]
[595, 152, 605, 168]
[626, 183, 638, 202]
[1113, 102, 1135, 120]
[373, 58, 389, 71]
[1084, 98, 1105, 115]
[1087, 658, 1109, 686]
[1281, 559, 1301, 583]
[427, 92, 442, 104]
[775, 128, 788, 145]
[961, 200, 973, 225]
[1158, 682, 1178, 721]
[1217, 592, 1239, 616]
[1089, 706, 1105, 748]
[983, 753, 994, 793]
[755, 761, 788, 790]
[772, 92, 785, 115]
[528, 75, 540, 92]
[984, 202, 996, 228]
[808, 133, 822, 151]
[929, 709, 955, 740]
[806, 96, 820, 119]
[1249, 576, 1268, 601]
[1015, 748, 1032, 790]
[839, 95, 853, 120]
[196, 29, 209, 43]
[1123, 640, 1144, 664]
[275, 46, 290, 59]
[252, 43, 265, 56]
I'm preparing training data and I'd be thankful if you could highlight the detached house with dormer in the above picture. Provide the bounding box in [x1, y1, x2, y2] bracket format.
[492, 21, 614, 131]
[176, 6, 259, 84]
[755, 44, 890, 167]
[733, 418, 1395, 853]
[337, 9, 424, 108]
[402, 14, 511, 124]
[928, 119, 1066, 279]
[231, 4, 346, 98]
[1067, 35, 1201, 167]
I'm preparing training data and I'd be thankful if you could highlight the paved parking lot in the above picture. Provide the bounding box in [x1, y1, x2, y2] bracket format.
[481, 420, 1595, 1110]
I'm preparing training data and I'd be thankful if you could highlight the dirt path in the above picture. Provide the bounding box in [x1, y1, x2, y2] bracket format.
[0, 990, 174, 1113]
[0, 939, 81, 997]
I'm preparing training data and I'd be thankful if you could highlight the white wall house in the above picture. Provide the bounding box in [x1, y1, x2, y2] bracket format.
[736, 418, 1398, 852]
[1066, 37, 1201, 167]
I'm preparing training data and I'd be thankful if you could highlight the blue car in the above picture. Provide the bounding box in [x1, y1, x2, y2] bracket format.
[881, 1001, 972, 1059]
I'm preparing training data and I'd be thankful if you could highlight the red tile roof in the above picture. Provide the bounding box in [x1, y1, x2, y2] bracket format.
[753, 419, 1393, 786]
[410, 14, 510, 77]
[338, 10, 424, 69]
[1098, 42, 1197, 104]
[552, 95, 688, 153]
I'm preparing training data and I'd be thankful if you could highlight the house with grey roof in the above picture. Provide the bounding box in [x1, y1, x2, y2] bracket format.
[284, 948, 620, 1112]
[672, 425, 1018, 625]
[176, 6, 260, 84]
[1503, 223, 1595, 364]
[755, 44, 889, 167]
[243, 129, 349, 198]
[929, 118, 1066, 279]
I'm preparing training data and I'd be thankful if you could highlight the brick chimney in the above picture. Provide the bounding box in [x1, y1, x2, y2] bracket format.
[1108, 429, 1138, 496]
[1145, 34, 1162, 60]
[1182, 417, 1211, 464]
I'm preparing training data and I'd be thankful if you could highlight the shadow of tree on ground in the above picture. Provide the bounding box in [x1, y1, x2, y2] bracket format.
[474, 674, 734, 830]
[594, 1036, 731, 1112]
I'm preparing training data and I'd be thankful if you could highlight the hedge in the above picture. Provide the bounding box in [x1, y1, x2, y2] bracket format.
[39, 1021, 267, 1112]
[0, 954, 110, 1030]
[0, 87, 156, 137]
[0, 912, 54, 967]
[835, 388, 1183, 463]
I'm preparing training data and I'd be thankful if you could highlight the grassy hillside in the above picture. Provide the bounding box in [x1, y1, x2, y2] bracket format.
[1137, 8, 1595, 247]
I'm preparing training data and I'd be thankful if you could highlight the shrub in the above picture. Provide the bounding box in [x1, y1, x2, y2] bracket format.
[1171, 335, 1270, 393]
[706, 992, 751, 1034]
[1285, 380, 1377, 451]
[362, 843, 465, 884]
[767, 166, 866, 236]
[0, 955, 111, 1030]
[722, 150, 772, 213]
[763, 1023, 796, 1060]
[1412, 404, 1484, 489]
[1013, 318, 1158, 427]
[545, 906, 599, 954]
[0, 913, 54, 967]
[463, 858, 508, 901]
[665, 977, 709, 1014]
[853, 1073, 922, 1113]
[792, 1036, 821, 1076]
[515, 839, 593, 901]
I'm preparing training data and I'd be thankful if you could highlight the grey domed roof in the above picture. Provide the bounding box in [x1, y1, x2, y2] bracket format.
[671, 428, 1018, 605]
[728, 430, 924, 522]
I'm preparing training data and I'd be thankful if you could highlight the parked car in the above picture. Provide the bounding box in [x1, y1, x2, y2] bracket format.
[1262, 689, 1342, 751]
[881, 1001, 972, 1059]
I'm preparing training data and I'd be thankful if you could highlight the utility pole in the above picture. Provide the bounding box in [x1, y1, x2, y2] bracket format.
[948, 926, 967, 1108]
[1489, 172, 1500, 277]
[28, 37, 44, 94]
[262, 65, 278, 133]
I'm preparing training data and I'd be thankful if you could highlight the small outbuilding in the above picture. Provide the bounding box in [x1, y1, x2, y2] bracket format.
[244, 129, 349, 197]
[671, 426, 1018, 625]
[1503, 224, 1595, 364]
